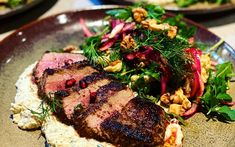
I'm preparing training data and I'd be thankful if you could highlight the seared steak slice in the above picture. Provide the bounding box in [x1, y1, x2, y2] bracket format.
[73, 82, 135, 140]
[62, 73, 111, 120]
[100, 97, 168, 147]
[38, 62, 97, 98]
[33, 52, 86, 82]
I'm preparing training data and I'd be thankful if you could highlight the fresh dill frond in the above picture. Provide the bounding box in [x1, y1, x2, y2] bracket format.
[82, 35, 109, 67]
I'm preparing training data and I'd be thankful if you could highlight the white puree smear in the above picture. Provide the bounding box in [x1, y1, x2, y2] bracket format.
[10, 63, 114, 147]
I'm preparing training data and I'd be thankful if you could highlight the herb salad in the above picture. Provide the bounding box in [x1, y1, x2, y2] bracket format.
[80, 4, 235, 122]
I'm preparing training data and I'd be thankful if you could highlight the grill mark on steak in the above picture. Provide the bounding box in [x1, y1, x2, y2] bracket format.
[33, 52, 86, 82]
[100, 97, 168, 147]
[38, 62, 97, 98]
[73, 82, 135, 140]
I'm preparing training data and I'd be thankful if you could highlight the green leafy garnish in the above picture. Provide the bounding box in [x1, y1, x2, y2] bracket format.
[106, 8, 132, 20]
[7, 0, 25, 8]
[202, 62, 235, 121]
[175, 0, 230, 7]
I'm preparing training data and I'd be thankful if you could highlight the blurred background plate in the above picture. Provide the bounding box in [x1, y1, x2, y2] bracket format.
[0, 0, 44, 19]
[103, 0, 235, 15]
[0, 5, 234, 147]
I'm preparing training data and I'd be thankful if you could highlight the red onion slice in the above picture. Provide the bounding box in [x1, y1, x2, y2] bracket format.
[79, 18, 94, 37]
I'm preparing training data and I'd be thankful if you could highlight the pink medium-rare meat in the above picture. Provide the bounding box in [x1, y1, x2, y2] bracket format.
[38, 62, 97, 98]
[62, 74, 111, 120]
[33, 52, 86, 82]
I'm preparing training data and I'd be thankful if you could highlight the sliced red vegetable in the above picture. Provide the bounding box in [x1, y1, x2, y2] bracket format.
[220, 101, 235, 106]
[190, 72, 199, 98]
[121, 22, 136, 32]
[79, 18, 94, 37]
[183, 102, 198, 117]
[185, 48, 204, 98]
[196, 71, 205, 98]
[101, 34, 110, 43]
[161, 76, 167, 95]
[99, 38, 116, 51]
[211, 60, 218, 66]
[111, 19, 124, 29]
[109, 23, 125, 39]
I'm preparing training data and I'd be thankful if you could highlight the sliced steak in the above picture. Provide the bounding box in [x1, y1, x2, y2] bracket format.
[73, 82, 135, 140]
[33, 52, 86, 82]
[38, 62, 97, 98]
[62, 73, 111, 120]
[100, 97, 168, 147]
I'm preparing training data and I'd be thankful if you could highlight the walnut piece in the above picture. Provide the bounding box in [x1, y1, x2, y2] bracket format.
[182, 98, 191, 110]
[132, 7, 148, 23]
[170, 88, 187, 104]
[200, 54, 211, 83]
[104, 60, 122, 72]
[141, 19, 177, 38]
[120, 35, 137, 50]
[169, 104, 185, 116]
[63, 45, 78, 53]
[131, 75, 140, 82]
[160, 93, 171, 104]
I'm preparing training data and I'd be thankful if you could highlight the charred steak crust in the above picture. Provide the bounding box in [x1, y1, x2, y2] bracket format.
[73, 82, 126, 138]
[100, 97, 168, 147]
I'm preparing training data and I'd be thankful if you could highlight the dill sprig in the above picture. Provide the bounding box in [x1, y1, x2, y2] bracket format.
[82, 35, 110, 67]
[29, 93, 63, 121]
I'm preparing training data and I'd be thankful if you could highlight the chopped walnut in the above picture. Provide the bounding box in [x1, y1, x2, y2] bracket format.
[141, 19, 177, 38]
[169, 104, 185, 116]
[160, 93, 171, 104]
[63, 45, 78, 53]
[141, 19, 157, 29]
[131, 75, 140, 82]
[167, 26, 177, 39]
[170, 88, 187, 104]
[132, 7, 148, 23]
[200, 54, 211, 83]
[104, 60, 122, 72]
[120, 35, 137, 49]
[182, 98, 191, 110]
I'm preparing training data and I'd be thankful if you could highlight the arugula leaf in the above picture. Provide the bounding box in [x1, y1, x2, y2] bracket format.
[7, 0, 24, 8]
[216, 106, 235, 121]
[106, 9, 132, 20]
[202, 62, 235, 121]
[216, 62, 233, 78]
[144, 4, 165, 21]
[216, 93, 232, 101]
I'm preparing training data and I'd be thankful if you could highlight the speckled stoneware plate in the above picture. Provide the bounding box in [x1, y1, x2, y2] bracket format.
[0, 0, 44, 19]
[105, 0, 235, 15]
[0, 5, 235, 147]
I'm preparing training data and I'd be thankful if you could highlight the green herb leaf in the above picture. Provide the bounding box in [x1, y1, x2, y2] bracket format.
[216, 62, 233, 78]
[216, 93, 232, 102]
[202, 62, 235, 121]
[106, 9, 132, 20]
[215, 106, 235, 121]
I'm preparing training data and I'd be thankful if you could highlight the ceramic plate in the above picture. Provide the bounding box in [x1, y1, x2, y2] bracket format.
[0, 0, 44, 19]
[104, 0, 235, 14]
[0, 5, 234, 147]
